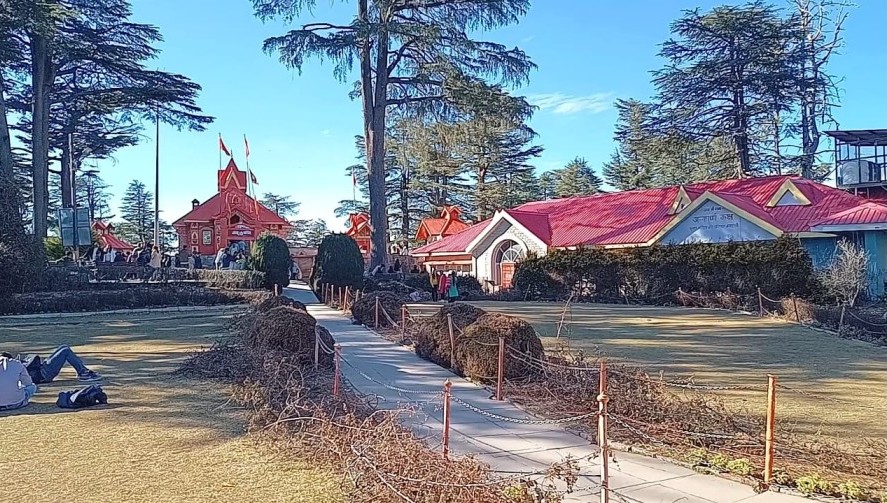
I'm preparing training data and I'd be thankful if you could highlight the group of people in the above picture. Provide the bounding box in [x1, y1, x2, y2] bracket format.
[0, 345, 102, 412]
[429, 270, 460, 303]
[214, 246, 248, 270]
[88, 243, 164, 268]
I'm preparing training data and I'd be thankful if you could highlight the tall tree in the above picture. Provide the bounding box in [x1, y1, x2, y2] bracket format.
[552, 157, 602, 198]
[3, 0, 211, 242]
[117, 179, 153, 244]
[260, 192, 300, 218]
[652, 2, 788, 177]
[288, 218, 329, 247]
[787, 0, 849, 178]
[255, 0, 533, 268]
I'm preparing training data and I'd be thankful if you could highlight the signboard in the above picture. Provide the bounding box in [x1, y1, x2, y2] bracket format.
[228, 223, 254, 239]
[661, 200, 776, 245]
[58, 208, 92, 247]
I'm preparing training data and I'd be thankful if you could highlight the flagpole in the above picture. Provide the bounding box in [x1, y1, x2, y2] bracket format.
[218, 133, 222, 170]
[154, 112, 160, 248]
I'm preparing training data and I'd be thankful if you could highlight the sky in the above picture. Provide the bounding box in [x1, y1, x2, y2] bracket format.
[91, 0, 887, 231]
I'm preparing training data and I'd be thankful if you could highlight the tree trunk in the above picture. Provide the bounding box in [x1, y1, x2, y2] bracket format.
[400, 175, 409, 242]
[366, 19, 389, 269]
[0, 73, 14, 181]
[30, 33, 53, 241]
[60, 133, 72, 209]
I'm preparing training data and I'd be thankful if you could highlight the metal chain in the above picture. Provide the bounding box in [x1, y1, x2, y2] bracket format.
[316, 336, 336, 355]
[451, 395, 598, 424]
[339, 356, 441, 396]
[608, 368, 766, 392]
[846, 310, 887, 328]
[610, 414, 744, 441]
[507, 346, 600, 373]
[607, 414, 669, 446]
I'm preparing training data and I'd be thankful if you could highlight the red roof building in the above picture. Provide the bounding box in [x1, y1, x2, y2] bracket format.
[411, 176, 887, 294]
[172, 159, 292, 256]
[415, 206, 470, 244]
[345, 212, 372, 259]
[92, 221, 134, 252]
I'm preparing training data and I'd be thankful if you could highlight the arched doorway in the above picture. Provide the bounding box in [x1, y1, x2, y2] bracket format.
[494, 240, 524, 289]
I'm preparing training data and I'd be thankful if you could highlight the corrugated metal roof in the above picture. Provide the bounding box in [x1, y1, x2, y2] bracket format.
[173, 193, 290, 227]
[411, 176, 887, 255]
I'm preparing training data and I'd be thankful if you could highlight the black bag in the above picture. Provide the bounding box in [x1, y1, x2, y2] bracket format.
[16, 353, 46, 384]
[56, 385, 108, 409]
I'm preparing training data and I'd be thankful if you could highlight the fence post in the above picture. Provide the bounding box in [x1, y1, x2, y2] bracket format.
[496, 335, 505, 401]
[764, 374, 777, 486]
[314, 328, 320, 371]
[274, 284, 279, 296]
[598, 360, 610, 503]
[757, 287, 764, 317]
[333, 344, 342, 397]
[401, 304, 407, 341]
[374, 296, 380, 328]
[791, 294, 800, 323]
[442, 379, 452, 459]
[447, 313, 456, 370]
[342, 286, 350, 313]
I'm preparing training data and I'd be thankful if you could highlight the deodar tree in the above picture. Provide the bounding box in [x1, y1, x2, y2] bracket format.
[254, 0, 533, 268]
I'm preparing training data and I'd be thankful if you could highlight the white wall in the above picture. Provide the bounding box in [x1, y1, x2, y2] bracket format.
[473, 220, 547, 286]
[661, 200, 776, 244]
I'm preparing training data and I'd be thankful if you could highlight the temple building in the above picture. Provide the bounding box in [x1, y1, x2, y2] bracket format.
[173, 159, 291, 256]
[345, 212, 372, 259]
[411, 174, 887, 295]
[415, 206, 469, 245]
[92, 220, 133, 252]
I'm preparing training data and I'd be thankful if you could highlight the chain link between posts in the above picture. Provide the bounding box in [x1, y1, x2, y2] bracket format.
[451, 395, 599, 424]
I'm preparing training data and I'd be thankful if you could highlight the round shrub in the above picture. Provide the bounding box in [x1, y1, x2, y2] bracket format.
[455, 313, 544, 380]
[513, 257, 566, 300]
[248, 306, 317, 359]
[311, 233, 364, 293]
[351, 291, 404, 327]
[249, 233, 293, 292]
[255, 295, 307, 313]
[413, 303, 486, 368]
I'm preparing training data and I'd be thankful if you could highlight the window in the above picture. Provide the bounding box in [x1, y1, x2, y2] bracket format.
[230, 214, 241, 225]
[501, 245, 523, 263]
[202, 229, 212, 245]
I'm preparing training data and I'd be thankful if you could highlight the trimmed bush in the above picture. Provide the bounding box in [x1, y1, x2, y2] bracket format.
[403, 273, 433, 293]
[311, 233, 365, 293]
[249, 233, 293, 292]
[255, 295, 307, 313]
[186, 269, 265, 289]
[514, 237, 814, 300]
[351, 291, 403, 327]
[248, 306, 318, 360]
[455, 313, 544, 379]
[414, 303, 486, 369]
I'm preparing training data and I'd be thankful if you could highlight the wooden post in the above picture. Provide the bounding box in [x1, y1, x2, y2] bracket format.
[598, 360, 610, 503]
[339, 286, 344, 308]
[314, 328, 320, 370]
[764, 374, 777, 486]
[791, 294, 800, 323]
[496, 335, 505, 401]
[442, 379, 452, 459]
[342, 286, 350, 313]
[333, 344, 342, 397]
[274, 283, 279, 296]
[374, 296, 380, 328]
[401, 304, 407, 341]
[757, 287, 764, 317]
[447, 313, 456, 370]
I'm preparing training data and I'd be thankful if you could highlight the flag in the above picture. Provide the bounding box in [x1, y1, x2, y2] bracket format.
[244, 134, 250, 159]
[352, 169, 357, 186]
[219, 134, 231, 157]
[250, 171, 258, 185]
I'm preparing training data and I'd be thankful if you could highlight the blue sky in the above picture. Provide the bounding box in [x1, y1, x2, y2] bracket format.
[94, 0, 887, 231]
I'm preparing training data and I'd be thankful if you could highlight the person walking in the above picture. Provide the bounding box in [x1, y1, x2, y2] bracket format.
[447, 271, 459, 303]
[429, 270, 439, 302]
[437, 271, 449, 303]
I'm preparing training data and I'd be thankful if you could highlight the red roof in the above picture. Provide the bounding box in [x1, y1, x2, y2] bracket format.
[100, 234, 134, 251]
[173, 193, 290, 227]
[413, 176, 887, 255]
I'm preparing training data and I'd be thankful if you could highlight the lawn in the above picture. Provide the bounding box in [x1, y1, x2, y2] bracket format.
[418, 301, 887, 442]
[0, 310, 342, 503]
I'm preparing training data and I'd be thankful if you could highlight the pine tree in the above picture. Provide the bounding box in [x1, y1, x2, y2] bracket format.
[255, 0, 533, 269]
[552, 157, 602, 198]
[260, 193, 300, 218]
[117, 180, 153, 244]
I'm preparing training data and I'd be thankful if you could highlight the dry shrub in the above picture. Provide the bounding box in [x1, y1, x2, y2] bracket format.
[249, 306, 318, 360]
[351, 291, 404, 327]
[780, 296, 815, 322]
[413, 303, 486, 368]
[179, 315, 575, 503]
[456, 313, 544, 380]
[255, 295, 307, 313]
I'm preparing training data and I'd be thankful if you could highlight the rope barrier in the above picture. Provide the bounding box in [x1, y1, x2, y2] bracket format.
[845, 309, 887, 328]
[317, 336, 336, 355]
[339, 356, 442, 396]
[507, 346, 600, 373]
[451, 395, 599, 424]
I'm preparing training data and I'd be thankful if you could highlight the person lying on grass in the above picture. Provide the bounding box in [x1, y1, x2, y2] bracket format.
[0, 346, 102, 411]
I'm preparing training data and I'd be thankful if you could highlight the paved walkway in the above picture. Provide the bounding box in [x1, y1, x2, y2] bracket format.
[285, 284, 808, 503]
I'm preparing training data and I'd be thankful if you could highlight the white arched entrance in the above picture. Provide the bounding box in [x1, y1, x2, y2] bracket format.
[493, 239, 524, 289]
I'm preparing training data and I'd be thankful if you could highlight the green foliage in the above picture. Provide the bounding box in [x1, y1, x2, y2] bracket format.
[796, 473, 832, 496]
[117, 180, 153, 244]
[725, 458, 753, 476]
[311, 233, 364, 291]
[550, 157, 602, 198]
[837, 481, 865, 500]
[513, 237, 814, 300]
[261, 193, 300, 218]
[249, 232, 292, 292]
[708, 453, 730, 471]
[44, 236, 64, 260]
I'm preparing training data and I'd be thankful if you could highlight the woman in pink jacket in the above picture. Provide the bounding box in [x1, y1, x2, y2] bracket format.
[437, 272, 449, 303]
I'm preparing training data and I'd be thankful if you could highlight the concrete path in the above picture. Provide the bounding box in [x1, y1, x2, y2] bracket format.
[284, 284, 808, 503]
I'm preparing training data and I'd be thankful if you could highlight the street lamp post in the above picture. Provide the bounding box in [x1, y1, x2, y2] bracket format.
[153, 112, 160, 249]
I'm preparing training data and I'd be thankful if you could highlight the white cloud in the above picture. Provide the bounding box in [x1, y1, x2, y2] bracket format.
[528, 92, 614, 115]
[321, 129, 331, 137]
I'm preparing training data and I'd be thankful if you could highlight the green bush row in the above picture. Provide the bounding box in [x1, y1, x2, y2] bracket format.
[513, 237, 815, 301]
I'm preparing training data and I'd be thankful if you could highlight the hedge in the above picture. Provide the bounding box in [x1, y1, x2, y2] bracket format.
[513, 237, 815, 301]
[37, 266, 266, 291]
